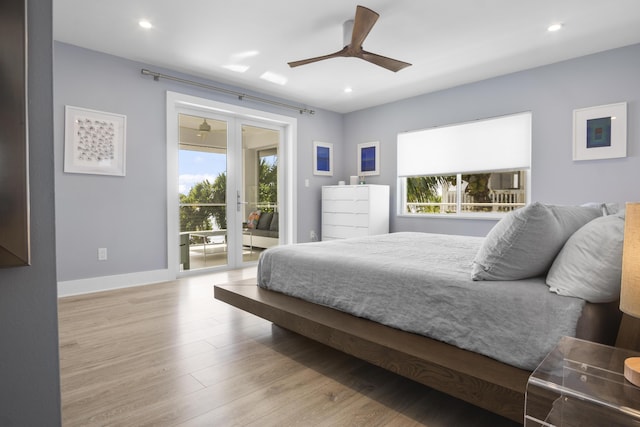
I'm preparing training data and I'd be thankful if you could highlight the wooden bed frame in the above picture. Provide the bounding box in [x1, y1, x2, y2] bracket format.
[215, 283, 532, 422]
[215, 283, 635, 423]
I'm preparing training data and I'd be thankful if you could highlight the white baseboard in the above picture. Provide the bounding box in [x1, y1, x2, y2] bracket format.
[58, 269, 172, 297]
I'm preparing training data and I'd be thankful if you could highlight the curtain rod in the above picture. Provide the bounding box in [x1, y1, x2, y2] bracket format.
[141, 69, 315, 115]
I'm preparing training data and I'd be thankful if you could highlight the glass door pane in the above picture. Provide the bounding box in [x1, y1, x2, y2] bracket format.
[178, 114, 228, 271]
[240, 124, 280, 263]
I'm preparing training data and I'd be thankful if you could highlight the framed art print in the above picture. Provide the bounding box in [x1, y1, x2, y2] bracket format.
[573, 102, 627, 161]
[357, 141, 379, 176]
[64, 105, 127, 176]
[313, 141, 333, 176]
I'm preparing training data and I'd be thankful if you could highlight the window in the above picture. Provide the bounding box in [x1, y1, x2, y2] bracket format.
[398, 112, 531, 216]
[404, 171, 527, 214]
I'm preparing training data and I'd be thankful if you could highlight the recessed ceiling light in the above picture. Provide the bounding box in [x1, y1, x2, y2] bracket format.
[547, 23, 563, 32]
[344, 87, 353, 93]
[139, 19, 153, 29]
[260, 71, 287, 86]
[223, 64, 250, 73]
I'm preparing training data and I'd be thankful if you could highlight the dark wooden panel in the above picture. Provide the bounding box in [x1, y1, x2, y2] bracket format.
[215, 284, 530, 423]
[0, 0, 30, 267]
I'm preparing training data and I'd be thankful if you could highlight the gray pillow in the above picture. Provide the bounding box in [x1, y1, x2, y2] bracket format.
[269, 212, 279, 232]
[257, 211, 274, 230]
[471, 202, 602, 281]
[581, 202, 620, 216]
[546, 209, 625, 303]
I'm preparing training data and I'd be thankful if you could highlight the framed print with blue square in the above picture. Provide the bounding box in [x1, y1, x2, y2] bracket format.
[313, 141, 333, 176]
[573, 102, 627, 161]
[357, 141, 379, 176]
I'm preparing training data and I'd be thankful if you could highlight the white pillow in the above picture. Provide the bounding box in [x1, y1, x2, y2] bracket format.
[471, 202, 602, 281]
[546, 210, 625, 303]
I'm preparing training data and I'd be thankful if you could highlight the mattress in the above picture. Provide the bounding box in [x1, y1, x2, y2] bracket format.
[257, 232, 588, 370]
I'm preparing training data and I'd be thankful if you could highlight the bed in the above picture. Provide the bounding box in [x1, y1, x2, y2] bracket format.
[214, 202, 627, 422]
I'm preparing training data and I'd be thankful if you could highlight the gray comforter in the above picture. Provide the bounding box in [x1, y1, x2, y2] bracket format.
[257, 232, 586, 370]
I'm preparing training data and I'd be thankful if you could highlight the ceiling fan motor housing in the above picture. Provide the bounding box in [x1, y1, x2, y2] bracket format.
[343, 19, 355, 47]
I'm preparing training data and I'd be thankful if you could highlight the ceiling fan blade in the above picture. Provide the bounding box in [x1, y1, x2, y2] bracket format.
[350, 5, 379, 48]
[288, 5, 411, 72]
[288, 47, 349, 68]
[360, 50, 412, 72]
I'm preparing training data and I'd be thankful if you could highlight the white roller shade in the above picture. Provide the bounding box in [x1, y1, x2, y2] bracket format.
[397, 112, 531, 177]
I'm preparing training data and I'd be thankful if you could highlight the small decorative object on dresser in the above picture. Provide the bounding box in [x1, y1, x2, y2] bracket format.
[321, 184, 389, 240]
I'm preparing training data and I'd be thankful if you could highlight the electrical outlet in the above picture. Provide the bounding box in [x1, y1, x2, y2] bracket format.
[98, 247, 108, 261]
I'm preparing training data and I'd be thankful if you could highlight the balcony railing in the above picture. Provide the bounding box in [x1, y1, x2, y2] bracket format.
[407, 189, 526, 214]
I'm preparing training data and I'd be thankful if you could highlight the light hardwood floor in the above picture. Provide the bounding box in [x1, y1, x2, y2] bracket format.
[58, 268, 520, 426]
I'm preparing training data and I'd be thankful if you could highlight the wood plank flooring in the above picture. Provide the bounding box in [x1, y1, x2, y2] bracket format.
[58, 268, 521, 426]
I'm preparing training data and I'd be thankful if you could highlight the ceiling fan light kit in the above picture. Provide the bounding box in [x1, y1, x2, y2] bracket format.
[288, 5, 412, 72]
[198, 119, 211, 133]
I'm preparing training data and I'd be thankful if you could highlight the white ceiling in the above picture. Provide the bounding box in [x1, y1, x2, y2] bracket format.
[53, 0, 640, 114]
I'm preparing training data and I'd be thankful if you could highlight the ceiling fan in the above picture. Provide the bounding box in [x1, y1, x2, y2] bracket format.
[288, 5, 412, 72]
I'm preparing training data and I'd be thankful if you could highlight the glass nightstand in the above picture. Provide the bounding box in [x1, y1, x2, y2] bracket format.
[525, 336, 640, 426]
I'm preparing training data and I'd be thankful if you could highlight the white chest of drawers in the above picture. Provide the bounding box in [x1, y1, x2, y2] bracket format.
[321, 185, 389, 240]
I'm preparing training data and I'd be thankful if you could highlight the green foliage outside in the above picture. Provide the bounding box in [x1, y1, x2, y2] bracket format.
[180, 173, 226, 232]
[258, 157, 277, 212]
[462, 173, 491, 211]
[179, 155, 277, 232]
[406, 176, 452, 213]
[406, 173, 492, 213]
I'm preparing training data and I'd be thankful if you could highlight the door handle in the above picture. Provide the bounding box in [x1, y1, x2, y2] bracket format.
[237, 191, 248, 212]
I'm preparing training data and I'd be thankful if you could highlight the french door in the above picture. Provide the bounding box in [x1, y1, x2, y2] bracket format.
[169, 95, 290, 275]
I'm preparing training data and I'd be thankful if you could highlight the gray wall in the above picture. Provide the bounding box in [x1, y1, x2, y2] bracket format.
[0, 0, 62, 425]
[54, 43, 343, 282]
[343, 43, 640, 237]
[55, 41, 640, 283]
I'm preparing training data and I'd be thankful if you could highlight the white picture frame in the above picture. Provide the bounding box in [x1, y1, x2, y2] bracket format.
[357, 141, 380, 176]
[313, 141, 333, 176]
[64, 105, 127, 176]
[573, 102, 627, 161]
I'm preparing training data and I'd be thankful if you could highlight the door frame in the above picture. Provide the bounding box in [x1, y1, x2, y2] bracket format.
[166, 91, 297, 278]
[232, 120, 284, 267]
